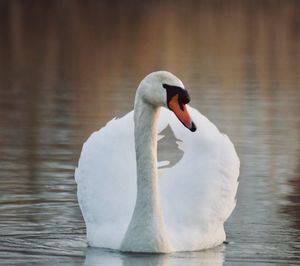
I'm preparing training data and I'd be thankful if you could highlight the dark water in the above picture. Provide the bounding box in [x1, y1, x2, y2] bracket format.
[0, 1, 300, 265]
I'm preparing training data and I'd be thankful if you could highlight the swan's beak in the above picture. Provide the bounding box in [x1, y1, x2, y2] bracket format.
[168, 94, 197, 132]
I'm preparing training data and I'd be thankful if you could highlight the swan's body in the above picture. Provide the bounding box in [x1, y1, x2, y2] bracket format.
[75, 71, 239, 253]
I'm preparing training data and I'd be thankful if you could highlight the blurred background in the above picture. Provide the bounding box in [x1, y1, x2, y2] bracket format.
[0, 0, 299, 265]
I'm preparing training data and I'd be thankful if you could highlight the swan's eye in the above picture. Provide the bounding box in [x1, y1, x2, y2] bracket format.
[163, 83, 196, 132]
[162, 84, 190, 109]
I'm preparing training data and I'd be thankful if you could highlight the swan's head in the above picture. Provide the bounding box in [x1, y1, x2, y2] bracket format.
[137, 71, 197, 132]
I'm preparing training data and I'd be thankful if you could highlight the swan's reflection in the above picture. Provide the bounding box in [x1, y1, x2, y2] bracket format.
[84, 246, 224, 266]
[122, 253, 168, 266]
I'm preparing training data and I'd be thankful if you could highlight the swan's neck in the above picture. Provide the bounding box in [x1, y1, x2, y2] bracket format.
[135, 100, 162, 202]
[121, 98, 171, 253]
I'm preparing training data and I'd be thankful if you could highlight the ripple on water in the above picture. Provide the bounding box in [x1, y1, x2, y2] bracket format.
[1, 1, 300, 265]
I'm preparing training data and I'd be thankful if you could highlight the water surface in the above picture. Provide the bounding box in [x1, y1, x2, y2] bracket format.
[0, 1, 300, 265]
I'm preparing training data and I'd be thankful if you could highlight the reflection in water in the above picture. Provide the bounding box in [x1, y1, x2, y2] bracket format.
[122, 254, 168, 266]
[0, 0, 300, 265]
[84, 246, 224, 266]
[85, 248, 168, 266]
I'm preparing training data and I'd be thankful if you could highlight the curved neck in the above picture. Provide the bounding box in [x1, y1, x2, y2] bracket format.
[134, 100, 159, 201]
[121, 95, 171, 253]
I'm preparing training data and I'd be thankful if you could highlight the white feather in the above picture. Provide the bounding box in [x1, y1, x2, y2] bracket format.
[75, 106, 239, 251]
[75, 71, 239, 252]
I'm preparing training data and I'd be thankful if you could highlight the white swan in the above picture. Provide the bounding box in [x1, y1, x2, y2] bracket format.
[75, 71, 239, 253]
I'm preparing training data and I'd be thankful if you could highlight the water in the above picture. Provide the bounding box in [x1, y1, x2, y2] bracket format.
[0, 1, 300, 265]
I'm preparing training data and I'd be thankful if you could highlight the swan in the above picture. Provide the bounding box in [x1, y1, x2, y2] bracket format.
[75, 71, 239, 253]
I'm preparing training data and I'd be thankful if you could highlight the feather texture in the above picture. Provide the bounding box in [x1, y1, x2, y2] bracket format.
[75, 106, 239, 251]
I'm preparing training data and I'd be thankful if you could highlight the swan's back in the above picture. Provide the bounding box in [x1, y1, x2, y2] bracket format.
[75, 112, 136, 249]
[75, 106, 239, 251]
[159, 107, 239, 250]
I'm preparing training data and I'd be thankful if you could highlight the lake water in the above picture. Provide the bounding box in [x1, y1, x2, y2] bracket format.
[0, 1, 300, 265]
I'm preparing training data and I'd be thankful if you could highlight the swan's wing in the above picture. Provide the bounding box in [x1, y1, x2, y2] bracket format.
[75, 111, 136, 249]
[158, 107, 240, 251]
[75, 106, 239, 251]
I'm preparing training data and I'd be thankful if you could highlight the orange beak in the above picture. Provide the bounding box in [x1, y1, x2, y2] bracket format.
[168, 94, 197, 132]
